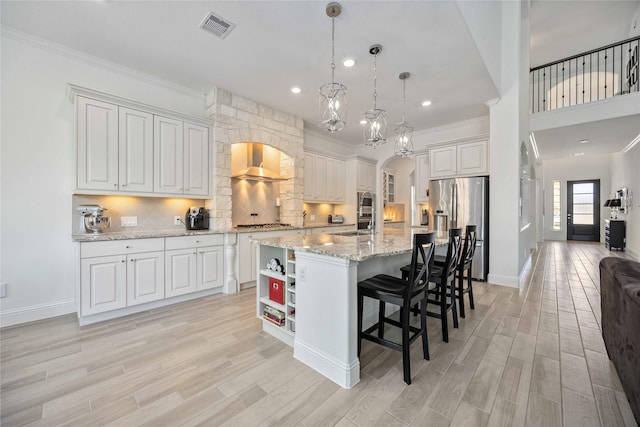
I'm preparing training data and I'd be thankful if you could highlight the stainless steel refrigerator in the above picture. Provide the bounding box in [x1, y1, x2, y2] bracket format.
[429, 176, 489, 281]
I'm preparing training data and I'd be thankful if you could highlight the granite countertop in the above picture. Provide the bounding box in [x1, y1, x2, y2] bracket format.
[72, 222, 356, 242]
[72, 228, 229, 242]
[253, 227, 448, 262]
[234, 222, 354, 233]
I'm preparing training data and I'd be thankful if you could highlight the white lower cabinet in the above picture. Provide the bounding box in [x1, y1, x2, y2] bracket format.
[165, 235, 224, 297]
[198, 245, 223, 290]
[81, 255, 127, 316]
[80, 238, 164, 316]
[165, 249, 197, 297]
[127, 251, 164, 306]
[79, 234, 223, 320]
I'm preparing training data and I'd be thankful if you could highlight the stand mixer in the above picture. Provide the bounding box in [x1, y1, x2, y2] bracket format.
[77, 205, 111, 233]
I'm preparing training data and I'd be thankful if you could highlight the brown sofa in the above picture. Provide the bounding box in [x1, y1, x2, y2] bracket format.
[600, 257, 640, 424]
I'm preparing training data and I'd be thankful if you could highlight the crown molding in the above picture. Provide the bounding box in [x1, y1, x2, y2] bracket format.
[621, 133, 640, 154]
[304, 128, 356, 150]
[1, 25, 205, 100]
[414, 115, 490, 139]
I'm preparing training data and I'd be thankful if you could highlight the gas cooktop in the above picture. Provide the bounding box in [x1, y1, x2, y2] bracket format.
[235, 223, 291, 229]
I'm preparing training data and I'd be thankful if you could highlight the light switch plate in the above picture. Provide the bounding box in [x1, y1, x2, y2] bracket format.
[121, 216, 138, 227]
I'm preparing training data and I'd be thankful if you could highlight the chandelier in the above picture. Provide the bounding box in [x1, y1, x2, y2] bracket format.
[319, 2, 347, 133]
[363, 44, 387, 146]
[394, 72, 414, 157]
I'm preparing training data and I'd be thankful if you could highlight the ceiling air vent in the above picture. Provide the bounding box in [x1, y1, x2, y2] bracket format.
[199, 11, 235, 39]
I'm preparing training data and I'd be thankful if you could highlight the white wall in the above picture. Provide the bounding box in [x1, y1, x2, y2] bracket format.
[0, 29, 205, 326]
[613, 142, 640, 258]
[486, 0, 533, 288]
[542, 154, 612, 242]
[455, 0, 502, 94]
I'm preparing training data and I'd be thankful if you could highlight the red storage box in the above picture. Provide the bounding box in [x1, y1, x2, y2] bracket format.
[269, 277, 284, 305]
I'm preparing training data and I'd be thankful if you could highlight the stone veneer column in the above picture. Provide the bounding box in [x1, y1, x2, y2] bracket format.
[205, 87, 305, 228]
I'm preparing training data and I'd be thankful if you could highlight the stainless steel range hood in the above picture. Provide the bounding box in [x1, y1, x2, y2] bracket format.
[231, 143, 287, 182]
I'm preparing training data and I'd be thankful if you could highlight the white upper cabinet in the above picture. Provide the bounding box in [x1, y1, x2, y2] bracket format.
[415, 153, 430, 202]
[77, 96, 119, 191]
[183, 123, 209, 197]
[70, 84, 212, 198]
[457, 140, 488, 176]
[119, 107, 153, 193]
[303, 152, 345, 203]
[357, 160, 375, 192]
[429, 139, 488, 179]
[154, 116, 184, 194]
[327, 158, 346, 203]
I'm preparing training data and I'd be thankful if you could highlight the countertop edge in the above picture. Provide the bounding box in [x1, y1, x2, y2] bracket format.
[72, 223, 356, 242]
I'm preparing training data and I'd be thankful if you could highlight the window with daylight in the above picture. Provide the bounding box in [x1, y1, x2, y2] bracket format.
[553, 180, 561, 230]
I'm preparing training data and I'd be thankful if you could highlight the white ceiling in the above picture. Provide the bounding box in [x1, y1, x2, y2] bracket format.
[2, 0, 639, 158]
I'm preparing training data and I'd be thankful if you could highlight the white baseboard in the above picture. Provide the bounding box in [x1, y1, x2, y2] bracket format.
[487, 273, 520, 288]
[294, 339, 360, 389]
[1, 300, 76, 328]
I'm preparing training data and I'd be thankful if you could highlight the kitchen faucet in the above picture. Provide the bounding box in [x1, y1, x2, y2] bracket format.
[359, 191, 375, 234]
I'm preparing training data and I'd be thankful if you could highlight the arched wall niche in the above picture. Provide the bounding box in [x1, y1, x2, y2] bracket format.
[205, 87, 305, 229]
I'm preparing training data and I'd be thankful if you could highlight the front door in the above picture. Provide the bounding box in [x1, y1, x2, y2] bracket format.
[567, 179, 600, 241]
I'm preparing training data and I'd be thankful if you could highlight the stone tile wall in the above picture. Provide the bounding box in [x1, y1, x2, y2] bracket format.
[206, 88, 305, 228]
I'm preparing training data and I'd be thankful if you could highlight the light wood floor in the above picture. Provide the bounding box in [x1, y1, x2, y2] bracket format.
[1, 241, 637, 426]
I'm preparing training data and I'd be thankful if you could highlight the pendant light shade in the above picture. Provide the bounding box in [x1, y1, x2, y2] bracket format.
[319, 2, 347, 133]
[394, 72, 414, 157]
[364, 44, 387, 146]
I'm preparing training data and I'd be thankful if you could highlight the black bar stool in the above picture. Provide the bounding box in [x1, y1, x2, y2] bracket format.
[400, 228, 462, 342]
[452, 225, 477, 318]
[357, 232, 435, 385]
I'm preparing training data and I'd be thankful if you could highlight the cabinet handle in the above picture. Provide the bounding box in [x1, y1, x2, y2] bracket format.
[130, 259, 135, 262]
[121, 259, 125, 263]
[113, 183, 117, 187]
[196, 240, 200, 243]
[121, 184, 126, 187]
[193, 252, 197, 255]
[126, 246, 131, 249]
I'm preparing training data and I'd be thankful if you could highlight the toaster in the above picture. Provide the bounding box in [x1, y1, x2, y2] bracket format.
[328, 214, 344, 224]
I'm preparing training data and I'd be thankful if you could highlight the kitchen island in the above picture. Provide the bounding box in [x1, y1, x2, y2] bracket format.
[253, 228, 444, 388]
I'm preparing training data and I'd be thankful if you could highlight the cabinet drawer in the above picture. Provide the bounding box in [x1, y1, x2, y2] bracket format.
[81, 238, 164, 258]
[165, 234, 223, 250]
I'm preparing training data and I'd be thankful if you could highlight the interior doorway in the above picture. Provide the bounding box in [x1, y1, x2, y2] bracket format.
[567, 179, 600, 242]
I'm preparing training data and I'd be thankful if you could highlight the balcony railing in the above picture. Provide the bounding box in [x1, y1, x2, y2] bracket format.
[530, 36, 639, 113]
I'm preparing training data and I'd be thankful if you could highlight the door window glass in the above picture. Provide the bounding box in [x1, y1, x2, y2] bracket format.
[572, 182, 594, 225]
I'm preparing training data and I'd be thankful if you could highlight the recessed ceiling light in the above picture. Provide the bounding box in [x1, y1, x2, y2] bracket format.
[291, 87, 302, 94]
[343, 58, 355, 67]
[578, 139, 589, 144]
[360, 119, 367, 125]
[421, 100, 432, 107]
[569, 152, 584, 157]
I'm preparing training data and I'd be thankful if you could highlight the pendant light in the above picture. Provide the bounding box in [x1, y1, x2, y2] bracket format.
[363, 44, 387, 146]
[394, 72, 414, 157]
[319, 2, 347, 133]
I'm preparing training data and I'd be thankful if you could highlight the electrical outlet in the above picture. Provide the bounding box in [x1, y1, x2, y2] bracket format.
[0, 283, 7, 298]
[174, 216, 182, 226]
[310, 214, 315, 221]
[121, 216, 138, 227]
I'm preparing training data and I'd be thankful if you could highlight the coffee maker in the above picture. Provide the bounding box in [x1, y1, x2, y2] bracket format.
[185, 207, 209, 230]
